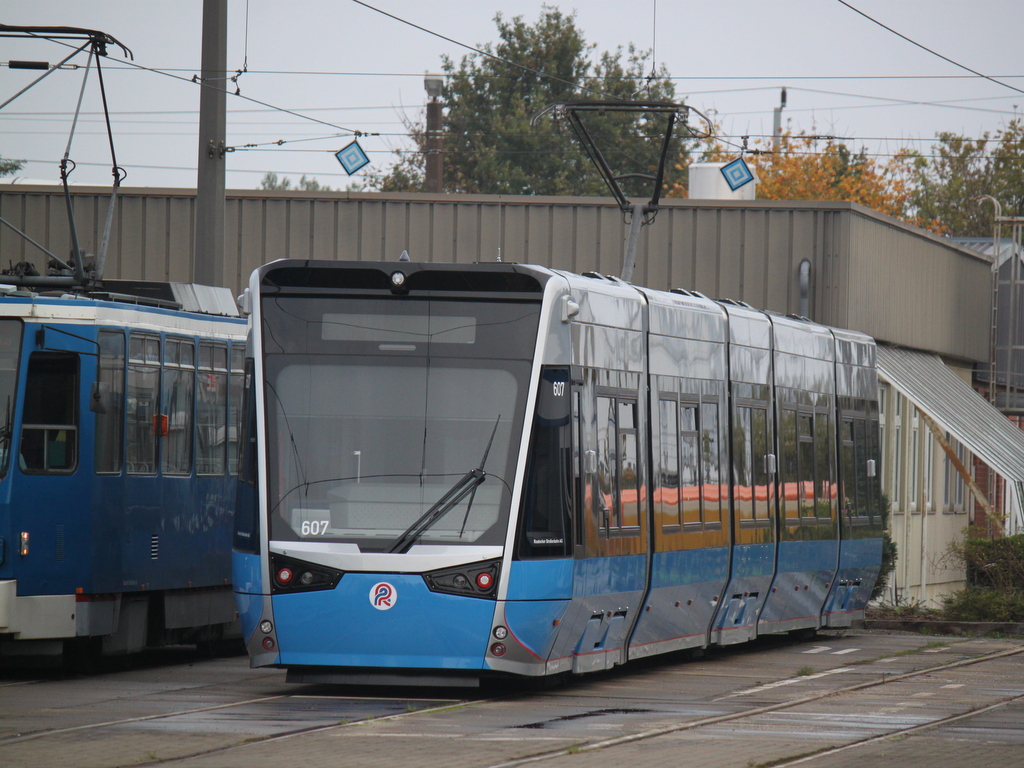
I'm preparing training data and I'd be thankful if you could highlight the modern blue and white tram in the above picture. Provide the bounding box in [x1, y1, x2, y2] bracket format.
[0, 282, 247, 660]
[233, 260, 883, 684]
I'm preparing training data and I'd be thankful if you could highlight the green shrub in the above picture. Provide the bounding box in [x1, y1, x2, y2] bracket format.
[940, 585, 1024, 623]
[871, 493, 897, 602]
[962, 534, 1024, 591]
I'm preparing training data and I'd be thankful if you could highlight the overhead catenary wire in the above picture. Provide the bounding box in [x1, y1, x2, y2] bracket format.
[6, 9, 1019, 189]
[21, 32, 369, 137]
[350, 0, 618, 101]
[835, 0, 1024, 98]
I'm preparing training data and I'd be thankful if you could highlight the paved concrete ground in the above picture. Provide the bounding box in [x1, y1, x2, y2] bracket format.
[1, 630, 1022, 768]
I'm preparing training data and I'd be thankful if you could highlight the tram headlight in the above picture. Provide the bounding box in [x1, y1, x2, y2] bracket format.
[422, 559, 501, 600]
[493, 626, 508, 640]
[390, 271, 406, 287]
[259, 620, 273, 634]
[269, 554, 344, 594]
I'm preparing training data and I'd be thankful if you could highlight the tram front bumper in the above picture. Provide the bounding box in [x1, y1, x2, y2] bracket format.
[271, 572, 497, 670]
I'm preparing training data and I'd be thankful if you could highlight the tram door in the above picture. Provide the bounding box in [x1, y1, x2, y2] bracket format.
[14, 348, 88, 594]
[711, 390, 777, 645]
[567, 367, 647, 672]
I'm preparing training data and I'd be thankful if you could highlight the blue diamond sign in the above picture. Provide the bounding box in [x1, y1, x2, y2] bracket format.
[721, 156, 754, 191]
[336, 141, 370, 175]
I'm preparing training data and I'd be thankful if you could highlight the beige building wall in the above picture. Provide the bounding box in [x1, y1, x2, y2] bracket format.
[0, 185, 991, 363]
[879, 371, 978, 607]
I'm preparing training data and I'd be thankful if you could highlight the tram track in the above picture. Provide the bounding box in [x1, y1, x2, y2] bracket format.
[2, 639, 1021, 768]
[485, 644, 1024, 768]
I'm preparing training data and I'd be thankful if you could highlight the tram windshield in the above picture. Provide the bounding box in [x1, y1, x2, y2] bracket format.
[0, 319, 22, 475]
[261, 296, 540, 552]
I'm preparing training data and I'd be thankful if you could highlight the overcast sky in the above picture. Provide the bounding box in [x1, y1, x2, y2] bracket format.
[2, 0, 1021, 190]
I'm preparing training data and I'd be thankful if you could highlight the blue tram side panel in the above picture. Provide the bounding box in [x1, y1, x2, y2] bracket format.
[234, 260, 883, 684]
[0, 285, 247, 660]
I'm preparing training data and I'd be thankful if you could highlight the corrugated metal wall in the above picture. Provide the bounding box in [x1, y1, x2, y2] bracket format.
[0, 185, 991, 362]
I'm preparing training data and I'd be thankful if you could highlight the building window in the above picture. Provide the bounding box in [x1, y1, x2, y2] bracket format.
[908, 409, 920, 512]
[943, 432, 967, 513]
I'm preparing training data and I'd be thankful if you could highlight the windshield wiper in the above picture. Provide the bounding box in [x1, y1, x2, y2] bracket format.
[389, 416, 500, 554]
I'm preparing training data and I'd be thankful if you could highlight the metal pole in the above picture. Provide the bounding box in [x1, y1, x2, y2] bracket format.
[621, 202, 645, 283]
[772, 87, 787, 154]
[976, 195, 1002, 404]
[424, 76, 443, 193]
[194, 0, 227, 288]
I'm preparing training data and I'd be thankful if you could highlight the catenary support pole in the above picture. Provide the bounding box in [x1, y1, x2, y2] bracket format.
[194, 0, 227, 288]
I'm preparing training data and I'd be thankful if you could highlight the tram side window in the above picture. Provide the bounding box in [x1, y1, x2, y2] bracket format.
[779, 406, 800, 521]
[734, 406, 755, 524]
[798, 413, 816, 518]
[21, 353, 78, 473]
[595, 395, 614, 533]
[734, 405, 771, 526]
[518, 367, 572, 559]
[127, 334, 160, 475]
[814, 410, 834, 520]
[840, 418, 859, 524]
[751, 408, 771, 523]
[595, 392, 641, 537]
[618, 399, 640, 529]
[197, 341, 228, 475]
[95, 330, 125, 474]
[658, 398, 681, 531]
[234, 357, 260, 554]
[162, 338, 195, 475]
[228, 345, 245, 476]
[679, 403, 700, 529]
[701, 401, 722, 529]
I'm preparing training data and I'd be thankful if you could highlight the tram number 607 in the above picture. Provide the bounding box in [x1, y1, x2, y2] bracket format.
[301, 520, 330, 536]
[552, 381, 565, 397]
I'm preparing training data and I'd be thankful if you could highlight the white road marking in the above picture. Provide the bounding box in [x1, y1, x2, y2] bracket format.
[722, 667, 856, 698]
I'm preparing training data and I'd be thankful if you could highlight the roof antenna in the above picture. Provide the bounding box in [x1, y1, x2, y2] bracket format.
[496, 247, 502, 263]
[399, 250, 410, 262]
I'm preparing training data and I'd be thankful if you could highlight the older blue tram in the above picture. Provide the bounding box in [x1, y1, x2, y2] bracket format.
[233, 260, 883, 684]
[0, 283, 246, 659]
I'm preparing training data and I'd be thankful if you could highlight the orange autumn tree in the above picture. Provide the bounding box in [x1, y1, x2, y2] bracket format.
[670, 130, 939, 231]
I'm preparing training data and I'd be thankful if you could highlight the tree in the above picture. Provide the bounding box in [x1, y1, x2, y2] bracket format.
[910, 119, 1024, 236]
[0, 156, 24, 179]
[670, 129, 925, 227]
[260, 172, 333, 192]
[367, 8, 682, 195]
